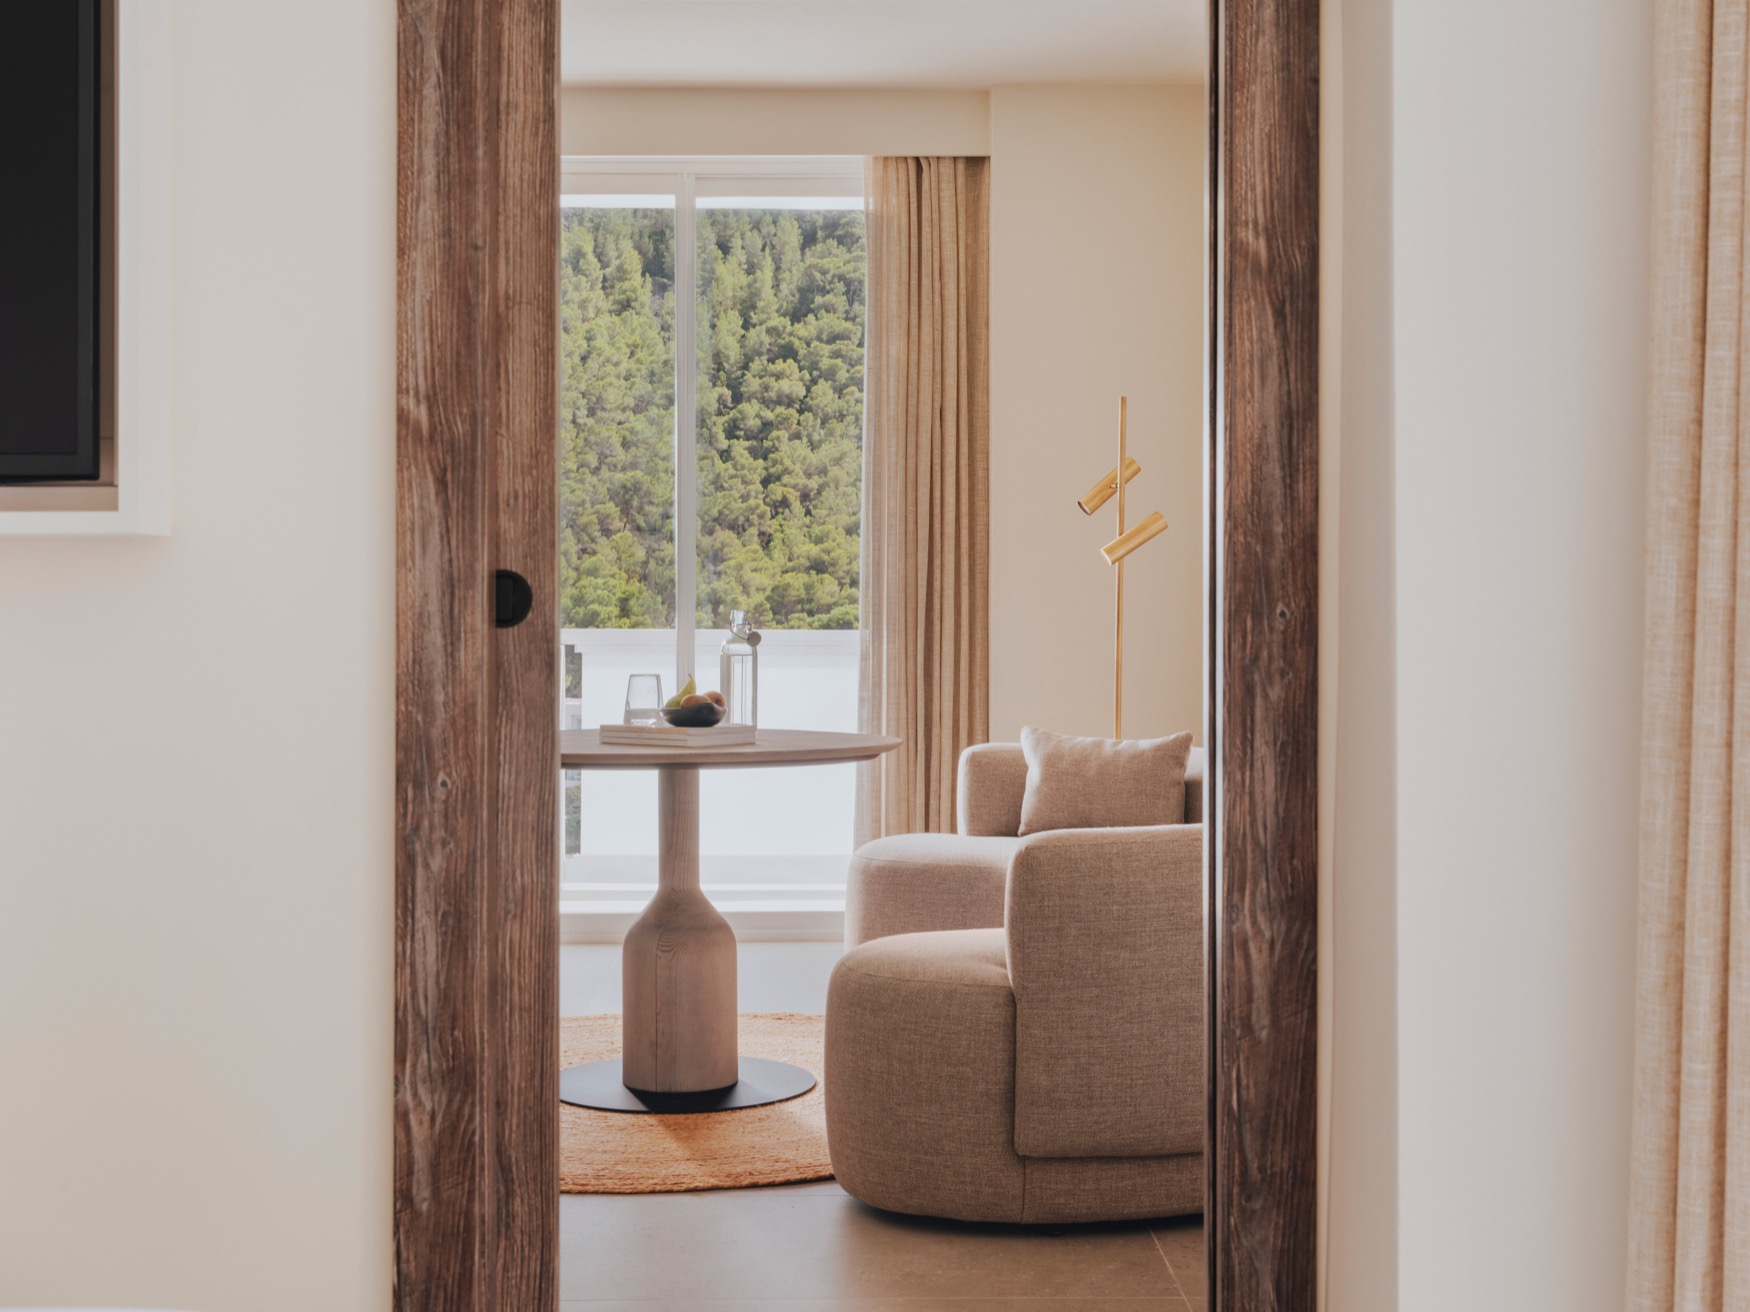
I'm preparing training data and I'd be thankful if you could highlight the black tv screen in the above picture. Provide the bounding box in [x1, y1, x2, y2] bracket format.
[0, 0, 100, 482]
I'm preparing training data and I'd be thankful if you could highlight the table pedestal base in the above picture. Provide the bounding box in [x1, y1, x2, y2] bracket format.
[620, 765, 743, 1093]
[558, 1056, 817, 1114]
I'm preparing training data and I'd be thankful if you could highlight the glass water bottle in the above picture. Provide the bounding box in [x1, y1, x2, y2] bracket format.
[719, 611, 760, 728]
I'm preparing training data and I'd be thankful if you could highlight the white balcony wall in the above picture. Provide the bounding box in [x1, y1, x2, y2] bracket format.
[563, 628, 860, 889]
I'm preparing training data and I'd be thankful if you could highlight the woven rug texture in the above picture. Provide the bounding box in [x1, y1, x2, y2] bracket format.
[560, 1012, 833, 1194]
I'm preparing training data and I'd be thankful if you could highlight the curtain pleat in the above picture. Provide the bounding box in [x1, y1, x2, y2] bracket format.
[855, 157, 990, 844]
[1630, 2, 1750, 1307]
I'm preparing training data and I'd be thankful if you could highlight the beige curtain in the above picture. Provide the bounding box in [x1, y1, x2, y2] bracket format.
[1629, 3, 1750, 1307]
[855, 157, 990, 844]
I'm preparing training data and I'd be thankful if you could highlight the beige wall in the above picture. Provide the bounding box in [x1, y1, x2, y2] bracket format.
[1393, 0, 1648, 1305]
[1324, 0, 1652, 1307]
[1323, 0, 1400, 1305]
[0, 2, 394, 1308]
[562, 87, 990, 156]
[565, 83, 1209, 745]
[986, 85, 1204, 742]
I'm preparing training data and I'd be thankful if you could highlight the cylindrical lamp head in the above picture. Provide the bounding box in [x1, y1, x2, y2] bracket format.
[1077, 457, 1142, 515]
[1101, 510, 1168, 564]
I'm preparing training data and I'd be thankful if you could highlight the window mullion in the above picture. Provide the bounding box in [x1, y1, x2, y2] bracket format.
[673, 172, 698, 691]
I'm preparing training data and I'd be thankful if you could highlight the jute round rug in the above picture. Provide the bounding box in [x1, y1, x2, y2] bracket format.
[560, 1012, 833, 1194]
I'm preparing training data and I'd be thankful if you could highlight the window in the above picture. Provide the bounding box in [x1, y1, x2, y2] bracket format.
[559, 158, 867, 914]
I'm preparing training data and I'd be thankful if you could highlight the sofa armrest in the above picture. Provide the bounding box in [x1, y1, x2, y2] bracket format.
[1004, 824, 1203, 1159]
[1185, 747, 1205, 824]
[957, 743, 1028, 836]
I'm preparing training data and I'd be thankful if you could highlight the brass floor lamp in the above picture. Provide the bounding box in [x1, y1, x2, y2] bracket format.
[1077, 397, 1168, 739]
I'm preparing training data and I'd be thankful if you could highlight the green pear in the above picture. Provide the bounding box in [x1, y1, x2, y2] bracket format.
[665, 675, 696, 709]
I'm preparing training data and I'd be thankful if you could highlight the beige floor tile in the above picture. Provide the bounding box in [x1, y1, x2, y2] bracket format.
[558, 945, 620, 1016]
[1149, 1217, 1205, 1297]
[654, 1179, 849, 1198]
[560, 1190, 1183, 1304]
[757, 1179, 851, 1196]
[562, 940, 842, 1016]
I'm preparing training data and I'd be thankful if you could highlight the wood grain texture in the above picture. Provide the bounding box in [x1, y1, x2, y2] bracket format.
[621, 767, 741, 1092]
[1207, 0, 1321, 1308]
[561, 727, 901, 770]
[396, 0, 557, 1307]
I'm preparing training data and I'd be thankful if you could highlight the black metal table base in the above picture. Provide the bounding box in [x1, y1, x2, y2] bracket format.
[559, 1056, 817, 1114]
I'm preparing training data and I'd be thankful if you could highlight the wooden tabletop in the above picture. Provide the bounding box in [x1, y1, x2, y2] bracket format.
[560, 727, 901, 770]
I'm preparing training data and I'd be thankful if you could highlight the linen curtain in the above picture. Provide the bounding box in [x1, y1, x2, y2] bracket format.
[855, 156, 991, 844]
[1628, 3, 1750, 1306]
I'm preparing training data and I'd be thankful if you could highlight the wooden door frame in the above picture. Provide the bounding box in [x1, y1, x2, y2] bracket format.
[1206, 0, 1321, 1307]
[394, 0, 559, 1306]
[392, 0, 1320, 1307]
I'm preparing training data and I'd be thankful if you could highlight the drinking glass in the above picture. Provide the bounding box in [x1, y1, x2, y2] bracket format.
[623, 673, 663, 726]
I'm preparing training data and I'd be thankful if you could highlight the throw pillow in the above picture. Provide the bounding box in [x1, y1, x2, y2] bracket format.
[1016, 725, 1193, 836]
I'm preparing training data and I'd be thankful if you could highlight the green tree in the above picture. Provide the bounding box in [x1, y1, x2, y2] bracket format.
[695, 208, 866, 630]
[559, 208, 676, 628]
[559, 205, 866, 633]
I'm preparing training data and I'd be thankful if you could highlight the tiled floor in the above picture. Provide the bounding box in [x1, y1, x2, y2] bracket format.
[561, 941, 844, 1016]
[560, 942, 1206, 1310]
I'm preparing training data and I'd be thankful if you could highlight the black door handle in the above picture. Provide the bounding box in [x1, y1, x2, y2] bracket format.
[495, 570, 533, 628]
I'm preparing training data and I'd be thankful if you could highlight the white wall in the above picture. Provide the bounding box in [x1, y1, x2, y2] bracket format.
[987, 85, 1205, 743]
[0, 2, 394, 1308]
[564, 83, 1209, 746]
[1326, 0, 1652, 1307]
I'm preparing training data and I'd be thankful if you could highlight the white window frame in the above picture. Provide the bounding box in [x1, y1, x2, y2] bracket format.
[559, 156, 864, 689]
[558, 159, 867, 933]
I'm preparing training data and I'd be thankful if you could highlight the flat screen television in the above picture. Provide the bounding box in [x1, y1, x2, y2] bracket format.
[0, 0, 101, 482]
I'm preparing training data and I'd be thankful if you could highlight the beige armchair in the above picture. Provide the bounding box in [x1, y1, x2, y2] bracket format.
[845, 742, 1203, 947]
[823, 743, 1205, 1224]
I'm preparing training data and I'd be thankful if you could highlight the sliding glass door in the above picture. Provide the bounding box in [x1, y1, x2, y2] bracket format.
[559, 158, 867, 913]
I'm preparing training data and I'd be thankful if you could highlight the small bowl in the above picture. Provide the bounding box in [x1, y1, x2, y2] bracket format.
[660, 701, 727, 728]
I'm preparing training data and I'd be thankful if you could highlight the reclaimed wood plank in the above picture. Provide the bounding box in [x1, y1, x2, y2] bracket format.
[396, 0, 557, 1306]
[1208, 0, 1322, 1308]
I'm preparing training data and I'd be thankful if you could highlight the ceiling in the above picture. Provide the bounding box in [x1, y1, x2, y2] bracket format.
[560, 1, 1206, 89]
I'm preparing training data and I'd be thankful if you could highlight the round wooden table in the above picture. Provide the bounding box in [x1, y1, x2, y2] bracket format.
[557, 727, 899, 1114]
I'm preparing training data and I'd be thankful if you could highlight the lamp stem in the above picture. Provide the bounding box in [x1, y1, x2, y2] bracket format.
[1115, 396, 1127, 739]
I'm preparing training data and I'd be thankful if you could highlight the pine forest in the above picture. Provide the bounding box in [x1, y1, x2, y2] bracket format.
[558, 204, 867, 632]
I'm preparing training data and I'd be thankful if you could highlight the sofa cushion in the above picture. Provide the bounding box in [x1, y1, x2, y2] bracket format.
[1016, 726, 1193, 836]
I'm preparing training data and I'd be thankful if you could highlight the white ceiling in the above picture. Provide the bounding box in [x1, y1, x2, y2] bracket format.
[560, 1, 1206, 89]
